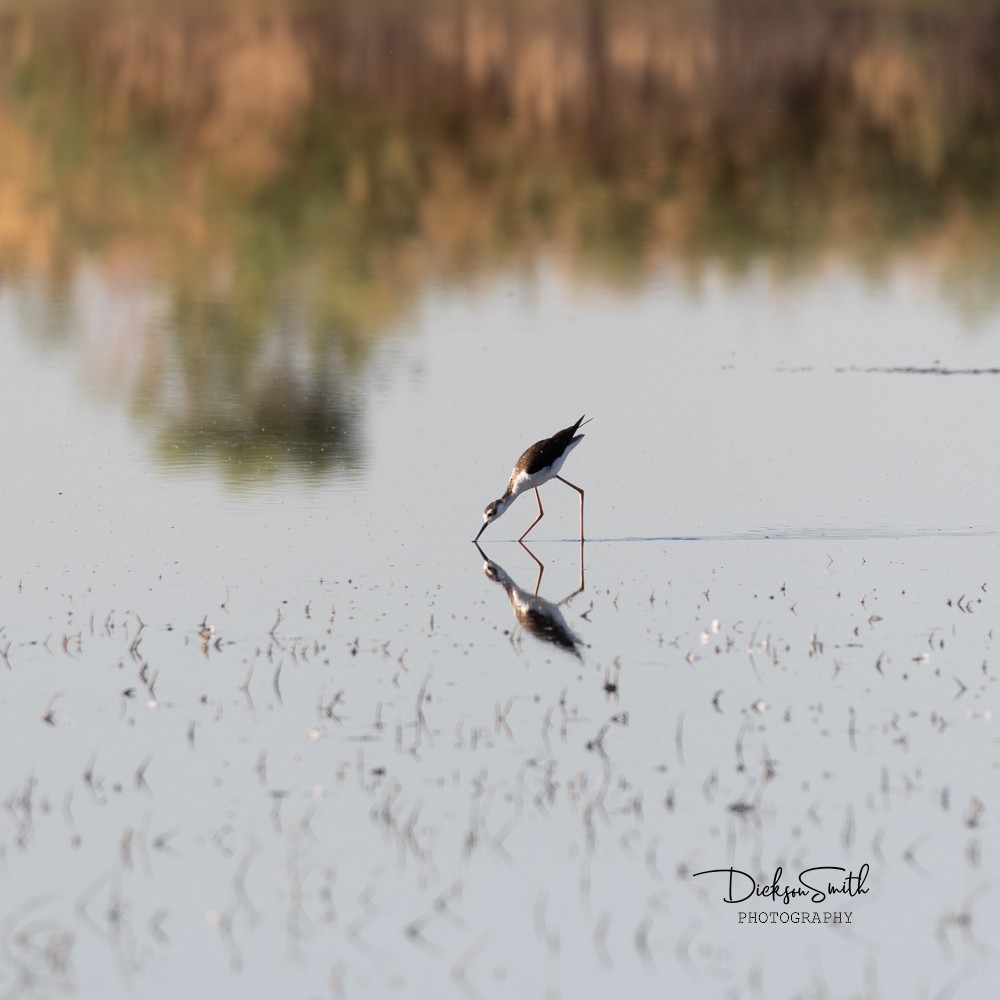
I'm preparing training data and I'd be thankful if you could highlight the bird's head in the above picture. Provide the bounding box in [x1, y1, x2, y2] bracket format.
[474, 497, 510, 541]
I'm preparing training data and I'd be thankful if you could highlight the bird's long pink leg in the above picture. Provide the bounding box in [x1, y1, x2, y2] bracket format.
[556, 476, 585, 540]
[519, 488, 544, 542]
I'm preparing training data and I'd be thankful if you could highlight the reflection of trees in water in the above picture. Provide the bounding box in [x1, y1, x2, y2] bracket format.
[6, 271, 361, 481]
[2, 1, 1000, 474]
[154, 273, 367, 480]
[158, 364, 360, 482]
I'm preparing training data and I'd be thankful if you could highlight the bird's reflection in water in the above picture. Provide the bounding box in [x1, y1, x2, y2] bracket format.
[475, 541, 587, 658]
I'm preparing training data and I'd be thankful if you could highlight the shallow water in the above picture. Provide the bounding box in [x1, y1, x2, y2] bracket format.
[4, 4, 1000, 998]
[5, 266, 1000, 999]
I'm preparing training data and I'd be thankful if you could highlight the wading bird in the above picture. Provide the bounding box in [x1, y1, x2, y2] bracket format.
[474, 416, 590, 543]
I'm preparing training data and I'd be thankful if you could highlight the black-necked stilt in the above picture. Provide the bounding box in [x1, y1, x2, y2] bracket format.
[474, 416, 590, 543]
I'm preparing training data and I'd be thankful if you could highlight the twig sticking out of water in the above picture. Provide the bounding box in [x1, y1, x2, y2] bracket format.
[451, 932, 492, 1000]
[344, 885, 379, 956]
[272, 659, 284, 704]
[133, 755, 153, 795]
[405, 881, 464, 952]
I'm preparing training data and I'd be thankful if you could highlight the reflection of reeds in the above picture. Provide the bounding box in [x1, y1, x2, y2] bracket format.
[2, 2, 1000, 468]
[2, 2, 997, 281]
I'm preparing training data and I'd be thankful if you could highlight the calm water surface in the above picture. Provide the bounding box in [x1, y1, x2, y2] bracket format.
[3, 4, 1000, 998]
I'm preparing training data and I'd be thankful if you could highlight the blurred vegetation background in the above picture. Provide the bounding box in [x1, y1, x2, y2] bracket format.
[2, 0, 999, 474]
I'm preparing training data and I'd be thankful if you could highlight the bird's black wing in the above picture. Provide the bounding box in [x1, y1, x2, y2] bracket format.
[519, 416, 587, 476]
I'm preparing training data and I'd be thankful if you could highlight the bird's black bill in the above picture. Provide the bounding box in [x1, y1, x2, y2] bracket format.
[474, 521, 489, 542]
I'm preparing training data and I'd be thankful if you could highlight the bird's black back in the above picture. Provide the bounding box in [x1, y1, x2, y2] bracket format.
[518, 415, 587, 476]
